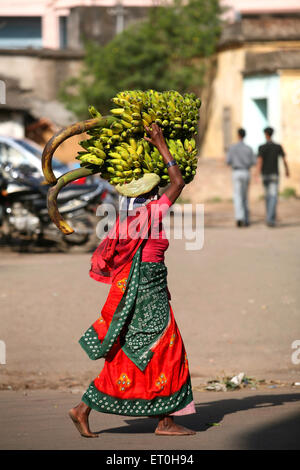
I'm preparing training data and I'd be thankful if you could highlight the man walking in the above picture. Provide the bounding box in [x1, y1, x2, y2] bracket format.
[226, 128, 256, 227]
[255, 127, 289, 227]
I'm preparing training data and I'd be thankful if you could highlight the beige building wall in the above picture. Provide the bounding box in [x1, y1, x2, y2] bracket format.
[201, 41, 300, 160]
[189, 42, 300, 203]
[279, 70, 300, 191]
[280, 70, 300, 160]
[200, 47, 245, 159]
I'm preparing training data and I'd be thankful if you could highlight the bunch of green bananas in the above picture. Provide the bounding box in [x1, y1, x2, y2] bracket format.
[75, 90, 200, 188]
[110, 89, 200, 139]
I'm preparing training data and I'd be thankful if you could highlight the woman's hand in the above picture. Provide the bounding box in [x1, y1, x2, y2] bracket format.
[144, 123, 167, 151]
[144, 123, 185, 204]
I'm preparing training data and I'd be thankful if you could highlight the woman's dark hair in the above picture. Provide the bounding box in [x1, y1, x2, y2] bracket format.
[132, 185, 159, 205]
[143, 185, 159, 199]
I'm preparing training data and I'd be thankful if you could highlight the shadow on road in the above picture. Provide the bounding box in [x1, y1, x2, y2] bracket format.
[240, 410, 300, 450]
[100, 392, 300, 449]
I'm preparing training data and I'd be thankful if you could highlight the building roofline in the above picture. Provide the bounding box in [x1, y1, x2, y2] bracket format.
[0, 48, 84, 59]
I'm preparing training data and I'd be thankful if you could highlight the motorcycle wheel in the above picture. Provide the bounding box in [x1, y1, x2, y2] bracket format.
[57, 214, 99, 253]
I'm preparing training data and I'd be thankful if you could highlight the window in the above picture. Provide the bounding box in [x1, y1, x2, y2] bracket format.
[59, 16, 67, 49]
[0, 17, 42, 49]
[0, 142, 32, 168]
[15, 139, 42, 158]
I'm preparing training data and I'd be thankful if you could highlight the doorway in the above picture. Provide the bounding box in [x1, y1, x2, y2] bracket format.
[243, 75, 280, 154]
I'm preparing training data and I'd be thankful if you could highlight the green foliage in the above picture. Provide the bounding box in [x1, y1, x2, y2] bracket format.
[59, 0, 221, 118]
[280, 187, 297, 199]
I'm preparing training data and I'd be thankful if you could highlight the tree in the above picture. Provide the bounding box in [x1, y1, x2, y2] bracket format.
[59, 0, 222, 118]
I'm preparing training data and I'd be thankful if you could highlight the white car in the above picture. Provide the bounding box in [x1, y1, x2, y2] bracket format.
[0, 135, 69, 178]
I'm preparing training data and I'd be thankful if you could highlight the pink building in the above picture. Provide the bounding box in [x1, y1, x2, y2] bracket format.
[0, 1, 157, 49]
[1, 0, 300, 49]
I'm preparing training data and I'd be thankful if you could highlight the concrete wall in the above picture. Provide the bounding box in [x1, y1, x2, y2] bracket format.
[67, 6, 149, 49]
[0, 50, 83, 102]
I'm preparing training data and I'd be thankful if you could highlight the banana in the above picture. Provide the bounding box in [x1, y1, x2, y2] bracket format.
[108, 152, 121, 159]
[126, 146, 139, 161]
[142, 112, 153, 126]
[108, 158, 123, 165]
[88, 147, 106, 159]
[111, 177, 121, 184]
[88, 105, 102, 119]
[120, 112, 133, 123]
[111, 135, 121, 143]
[80, 154, 104, 166]
[83, 89, 201, 189]
[103, 128, 113, 136]
[94, 141, 104, 150]
[111, 122, 123, 133]
[120, 119, 132, 129]
[111, 108, 125, 116]
[129, 138, 137, 151]
[131, 113, 141, 121]
[137, 144, 144, 156]
[115, 146, 129, 158]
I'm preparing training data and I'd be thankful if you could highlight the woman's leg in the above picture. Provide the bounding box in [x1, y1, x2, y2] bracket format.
[155, 415, 196, 436]
[69, 401, 98, 438]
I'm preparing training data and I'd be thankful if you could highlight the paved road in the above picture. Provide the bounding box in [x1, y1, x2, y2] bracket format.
[1, 200, 300, 450]
[0, 388, 299, 450]
[1, 200, 300, 390]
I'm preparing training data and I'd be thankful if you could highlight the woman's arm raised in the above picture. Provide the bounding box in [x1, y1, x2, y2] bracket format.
[144, 123, 185, 204]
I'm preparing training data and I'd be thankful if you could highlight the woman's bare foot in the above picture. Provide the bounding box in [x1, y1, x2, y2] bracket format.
[155, 416, 196, 436]
[68, 402, 98, 438]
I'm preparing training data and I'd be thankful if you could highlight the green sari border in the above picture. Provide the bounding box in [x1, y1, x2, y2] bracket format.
[81, 377, 193, 417]
[78, 325, 100, 360]
[78, 248, 141, 361]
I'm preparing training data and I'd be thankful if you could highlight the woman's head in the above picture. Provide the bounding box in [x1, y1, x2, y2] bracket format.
[141, 185, 159, 200]
[119, 184, 159, 214]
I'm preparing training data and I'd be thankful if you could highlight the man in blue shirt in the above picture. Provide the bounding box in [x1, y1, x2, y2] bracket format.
[227, 128, 256, 227]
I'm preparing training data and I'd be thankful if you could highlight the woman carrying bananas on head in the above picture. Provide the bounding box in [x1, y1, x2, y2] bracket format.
[69, 123, 196, 437]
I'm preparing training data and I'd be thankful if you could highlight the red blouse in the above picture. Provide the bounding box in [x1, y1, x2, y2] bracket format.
[141, 193, 172, 263]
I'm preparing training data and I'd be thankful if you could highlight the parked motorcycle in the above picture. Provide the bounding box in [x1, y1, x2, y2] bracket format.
[0, 163, 117, 252]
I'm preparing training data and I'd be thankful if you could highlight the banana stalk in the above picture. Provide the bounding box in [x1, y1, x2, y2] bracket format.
[47, 167, 99, 234]
[42, 116, 116, 185]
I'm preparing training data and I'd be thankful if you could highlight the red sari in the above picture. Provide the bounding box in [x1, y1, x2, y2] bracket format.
[79, 194, 195, 416]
